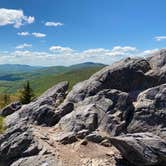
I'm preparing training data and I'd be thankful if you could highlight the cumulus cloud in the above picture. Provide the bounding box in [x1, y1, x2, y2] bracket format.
[16, 43, 32, 49]
[17, 32, 30, 36]
[0, 8, 35, 28]
[32, 32, 46, 38]
[45, 22, 63, 27]
[154, 36, 166, 41]
[26, 16, 35, 24]
[18, 32, 46, 38]
[143, 49, 159, 55]
[83, 48, 109, 55]
[49, 46, 74, 53]
[82, 46, 137, 57]
[111, 46, 137, 52]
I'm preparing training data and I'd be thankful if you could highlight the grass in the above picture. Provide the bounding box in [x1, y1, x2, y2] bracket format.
[0, 116, 4, 134]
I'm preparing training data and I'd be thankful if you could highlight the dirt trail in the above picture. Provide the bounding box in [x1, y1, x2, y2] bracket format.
[32, 126, 129, 166]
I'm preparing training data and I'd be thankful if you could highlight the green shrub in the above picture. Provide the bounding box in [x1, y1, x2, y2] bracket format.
[0, 116, 4, 134]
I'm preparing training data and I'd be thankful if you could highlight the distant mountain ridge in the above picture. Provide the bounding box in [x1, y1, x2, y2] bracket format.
[0, 62, 105, 74]
[0, 64, 42, 74]
[0, 62, 105, 81]
[0, 62, 106, 94]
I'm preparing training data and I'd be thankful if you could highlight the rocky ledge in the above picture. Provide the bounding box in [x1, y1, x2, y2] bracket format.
[0, 49, 166, 166]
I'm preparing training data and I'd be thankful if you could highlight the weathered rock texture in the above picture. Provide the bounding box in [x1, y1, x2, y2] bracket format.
[128, 83, 166, 137]
[0, 121, 40, 165]
[5, 81, 69, 127]
[0, 49, 166, 166]
[110, 133, 166, 166]
[65, 58, 152, 103]
[58, 89, 134, 136]
[0, 102, 21, 117]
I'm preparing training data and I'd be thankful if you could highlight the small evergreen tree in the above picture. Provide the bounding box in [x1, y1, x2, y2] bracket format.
[3, 93, 10, 106]
[0, 93, 10, 108]
[20, 81, 34, 104]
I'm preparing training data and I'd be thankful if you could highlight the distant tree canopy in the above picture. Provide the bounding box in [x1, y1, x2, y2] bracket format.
[19, 81, 34, 104]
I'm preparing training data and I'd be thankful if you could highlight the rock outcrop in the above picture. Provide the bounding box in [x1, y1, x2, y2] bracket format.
[0, 121, 40, 165]
[128, 83, 166, 138]
[0, 81, 69, 165]
[58, 89, 134, 136]
[65, 58, 152, 103]
[110, 133, 166, 166]
[0, 49, 166, 166]
[0, 102, 21, 117]
[5, 81, 69, 127]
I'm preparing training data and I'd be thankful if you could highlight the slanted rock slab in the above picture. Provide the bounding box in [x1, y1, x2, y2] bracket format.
[110, 133, 166, 166]
[0, 102, 22, 117]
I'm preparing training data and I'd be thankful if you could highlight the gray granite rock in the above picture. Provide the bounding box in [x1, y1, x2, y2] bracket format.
[5, 81, 69, 127]
[65, 57, 152, 103]
[0, 102, 21, 117]
[110, 133, 166, 166]
[0, 121, 41, 164]
[58, 89, 134, 136]
[11, 155, 62, 166]
[128, 84, 166, 137]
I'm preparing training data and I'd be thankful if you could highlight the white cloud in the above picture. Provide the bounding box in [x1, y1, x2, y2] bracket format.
[112, 46, 137, 52]
[18, 32, 46, 38]
[0, 46, 159, 66]
[32, 32, 46, 38]
[83, 48, 109, 55]
[27, 16, 35, 24]
[82, 46, 137, 57]
[154, 36, 166, 41]
[17, 32, 30, 36]
[49, 46, 74, 53]
[0, 8, 35, 28]
[143, 49, 159, 55]
[16, 43, 32, 49]
[45, 22, 63, 27]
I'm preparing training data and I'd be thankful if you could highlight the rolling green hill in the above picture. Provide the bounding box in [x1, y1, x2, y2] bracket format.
[0, 64, 42, 75]
[31, 66, 104, 95]
[0, 63, 105, 96]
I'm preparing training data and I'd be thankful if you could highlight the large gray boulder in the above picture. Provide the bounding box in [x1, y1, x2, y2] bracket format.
[0, 121, 41, 165]
[61, 50, 166, 105]
[128, 84, 166, 137]
[64, 57, 153, 103]
[5, 81, 69, 127]
[0, 102, 21, 117]
[147, 49, 166, 69]
[146, 49, 166, 85]
[110, 133, 166, 166]
[57, 89, 134, 136]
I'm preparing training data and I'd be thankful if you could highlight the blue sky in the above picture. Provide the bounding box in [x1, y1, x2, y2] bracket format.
[0, 0, 165, 66]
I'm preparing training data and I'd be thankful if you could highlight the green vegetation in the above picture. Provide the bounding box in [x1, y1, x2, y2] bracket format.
[0, 93, 11, 109]
[0, 65, 105, 96]
[19, 81, 34, 104]
[2, 93, 10, 106]
[31, 66, 103, 95]
[0, 116, 4, 134]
